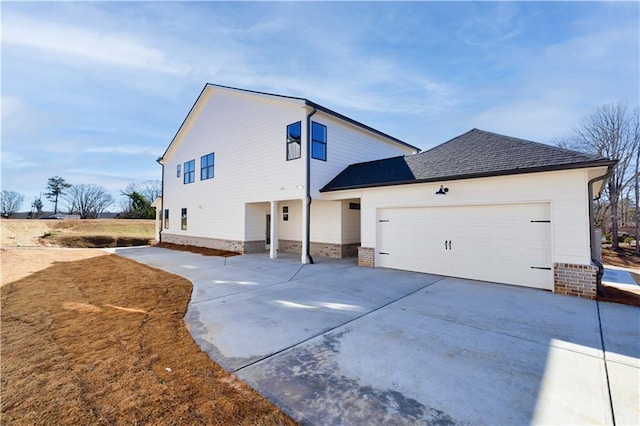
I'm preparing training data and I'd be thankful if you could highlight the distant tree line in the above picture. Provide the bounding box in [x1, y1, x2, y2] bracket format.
[1, 177, 161, 220]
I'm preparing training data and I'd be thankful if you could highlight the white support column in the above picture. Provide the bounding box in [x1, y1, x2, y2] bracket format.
[270, 201, 278, 259]
[301, 197, 309, 263]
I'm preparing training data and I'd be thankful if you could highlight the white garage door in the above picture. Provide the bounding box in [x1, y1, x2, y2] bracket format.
[377, 203, 552, 290]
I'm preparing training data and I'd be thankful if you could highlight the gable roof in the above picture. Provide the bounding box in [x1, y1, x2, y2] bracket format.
[158, 83, 419, 162]
[321, 128, 616, 192]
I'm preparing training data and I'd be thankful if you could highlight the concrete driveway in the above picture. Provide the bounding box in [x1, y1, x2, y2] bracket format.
[115, 247, 639, 425]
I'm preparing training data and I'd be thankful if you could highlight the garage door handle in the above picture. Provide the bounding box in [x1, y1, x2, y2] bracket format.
[531, 266, 551, 270]
[379, 252, 390, 255]
[445, 240, 452, 250]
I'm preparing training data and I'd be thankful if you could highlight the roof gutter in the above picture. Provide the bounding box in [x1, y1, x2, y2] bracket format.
[321, 159, 618, 193]
[156, 157, 164, 243]
[305, 107, 317, 264]
[588, 165, 614, 296]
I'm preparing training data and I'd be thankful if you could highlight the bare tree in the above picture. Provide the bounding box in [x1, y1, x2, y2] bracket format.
[1, 190, 25, 218]
[567, 102, 639, 250]
[64, 184, 114, 219]
[45, 176, 72, 214]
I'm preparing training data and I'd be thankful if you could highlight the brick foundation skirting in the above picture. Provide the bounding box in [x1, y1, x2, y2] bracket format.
[278, 239, 302, 255]
[162, 234, 263, 254]
[278, 240, 358, 259]
[554, 262, 598, 300]
[358, 246, 375, 267]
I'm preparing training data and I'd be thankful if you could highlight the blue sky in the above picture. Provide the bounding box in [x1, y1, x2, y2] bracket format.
[2, 1, 638, 212]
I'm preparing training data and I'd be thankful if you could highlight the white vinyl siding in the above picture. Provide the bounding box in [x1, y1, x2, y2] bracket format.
[309, 112, 417, 198]
[162, 87, 307, 242]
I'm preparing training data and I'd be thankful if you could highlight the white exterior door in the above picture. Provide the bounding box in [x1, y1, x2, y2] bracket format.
[377, 203, 552, 290]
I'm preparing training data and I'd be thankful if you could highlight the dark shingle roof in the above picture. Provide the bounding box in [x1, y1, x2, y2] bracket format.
[321, 129, 615, 192]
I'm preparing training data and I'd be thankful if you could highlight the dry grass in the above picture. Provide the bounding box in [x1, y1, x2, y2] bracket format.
[46, 219, 154, 236]
[601, 246, 640, 270]
[1, 249, 296, 425]
[41, 219, 155, 248]
[0, 219, 155, 248]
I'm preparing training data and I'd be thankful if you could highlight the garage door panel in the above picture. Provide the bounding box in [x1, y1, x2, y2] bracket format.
[377, 204, 552, 290]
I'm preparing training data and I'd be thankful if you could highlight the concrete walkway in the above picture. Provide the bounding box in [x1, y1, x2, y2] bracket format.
[115, 247, 640, 425]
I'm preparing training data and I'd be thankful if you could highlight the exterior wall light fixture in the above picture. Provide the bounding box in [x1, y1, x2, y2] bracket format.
[436, 185, 449, 195]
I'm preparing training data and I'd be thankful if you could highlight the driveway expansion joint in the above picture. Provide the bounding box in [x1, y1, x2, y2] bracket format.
[596, 300, 617, 425]
[190, 280, 292, 305]
[287, 264, 306, 281]
[232, 276, 447, 373]
[415, 310, 607, 359]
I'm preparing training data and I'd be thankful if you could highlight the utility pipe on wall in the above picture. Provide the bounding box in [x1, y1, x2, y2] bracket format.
[156, 158, 165, 243]
[304, 106, 317, 264]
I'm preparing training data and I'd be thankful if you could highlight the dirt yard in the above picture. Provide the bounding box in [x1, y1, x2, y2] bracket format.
[1, 248, 295, 425]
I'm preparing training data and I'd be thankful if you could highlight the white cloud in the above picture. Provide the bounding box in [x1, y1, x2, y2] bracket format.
[84, 145, 160, 156]
[3, 16, 190, 75]
[0, 150, 39, 170]
[455, 2, 527, 47]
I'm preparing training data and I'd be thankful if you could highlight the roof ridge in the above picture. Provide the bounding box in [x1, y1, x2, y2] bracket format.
[206, 83, 309, 103]
[467, 128, 600, 159]
[414, 128, 478, 156]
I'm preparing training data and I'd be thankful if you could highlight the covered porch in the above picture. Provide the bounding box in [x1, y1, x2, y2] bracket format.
[244, 198, 361, 262]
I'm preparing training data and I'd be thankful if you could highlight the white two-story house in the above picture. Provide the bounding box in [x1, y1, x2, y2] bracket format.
[158, 84, 418, 264]
[158, 84, 615, 300]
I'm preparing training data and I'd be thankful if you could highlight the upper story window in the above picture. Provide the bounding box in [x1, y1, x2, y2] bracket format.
[201, 153, 215, 180]
[311, 122, 327, 161]
[286, 121, 301, 160]
[183, 160, 195, 184]
[176, 164, 181, 178]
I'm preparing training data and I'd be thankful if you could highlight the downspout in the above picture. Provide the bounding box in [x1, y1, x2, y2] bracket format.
[588, 166, 613, 296]
[156, 157, 165, 243]
[305, 106, 317, 264]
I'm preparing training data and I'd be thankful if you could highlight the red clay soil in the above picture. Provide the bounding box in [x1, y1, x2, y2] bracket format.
[156, 242, 240, 257]
[599, 285, 640, 307]
[1, 251, 295, 425]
